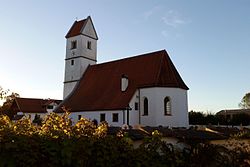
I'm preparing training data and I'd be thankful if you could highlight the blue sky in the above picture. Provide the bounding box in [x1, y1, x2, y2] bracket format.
[0, 0, 249, 113]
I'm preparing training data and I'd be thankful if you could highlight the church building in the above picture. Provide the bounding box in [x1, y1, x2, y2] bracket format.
[55, 16, 189, 128]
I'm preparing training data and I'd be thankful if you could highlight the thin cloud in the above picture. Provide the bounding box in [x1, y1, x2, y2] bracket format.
[161, 10, 190, 28]
[161, 30, 182, 39]
[143, 5, 162, 20]
[161, 30, 169, 38]
[142, 8, 190, 38]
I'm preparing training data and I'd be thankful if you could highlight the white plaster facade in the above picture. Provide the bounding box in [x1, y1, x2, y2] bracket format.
[68, 87, 188, 128]
[128, 87, 188, 127]
[70, 110, 124, 127]
[138, 87, 188, 127]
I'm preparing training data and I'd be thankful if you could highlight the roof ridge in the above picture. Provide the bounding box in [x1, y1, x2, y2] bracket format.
[57, 49, 188, 112]
[16, 97, 58, 100]
[220, 109, 250, 111]
[90, 49, 166, 67]
[65, 20, 77, 38]
[65, 18, 87, 38]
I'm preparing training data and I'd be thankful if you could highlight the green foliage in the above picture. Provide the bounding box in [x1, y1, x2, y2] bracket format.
[223, 139, 250, 166]
[188, 143, 237, 166]
[189, 111, 250, 126]
[0, 112, 250, 167]
[231, 130, 250, 139]
[239, 92, 250, 109]
[189, 111, 220, 125]
[134, 130, 183, 167]
[0, 87, 20, 117]
[32, 114, 43, 125]
[189, 111, 206, 125]
[39, 111, 73, 138]
[0, 86, 9, 100]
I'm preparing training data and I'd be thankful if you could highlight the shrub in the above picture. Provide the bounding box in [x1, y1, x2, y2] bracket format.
[0, 112, 250, 166]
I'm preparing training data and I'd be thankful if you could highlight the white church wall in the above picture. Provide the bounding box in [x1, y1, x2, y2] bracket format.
[139, 87, 188, 127]
[65, 35, 97, 61]
[63, 82, 77, 99]
[64, 31, 97, 99]
[70, 110, 124, 126]
[68, 87, 188, 128]
[66, 36, 81, 59]
[128, 91, 140, 126]
[79, 36, 97, 61]
[65, 35, 96, 82]
[63, 56, 96, 98]
[82, 18, 98, 39]
[64, 57, 94, 82]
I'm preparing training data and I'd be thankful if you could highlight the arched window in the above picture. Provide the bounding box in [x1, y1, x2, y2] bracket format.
[164, 97, 171, 115]
[143, 97, 148, 116]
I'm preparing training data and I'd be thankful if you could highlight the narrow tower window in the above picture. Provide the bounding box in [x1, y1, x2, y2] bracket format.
[164, 97, 171, 115]
[71, 59, 74, 66]
[71, 40, 77, 49]
[143, 98, 148, 116]
[87, 41, 92, 50]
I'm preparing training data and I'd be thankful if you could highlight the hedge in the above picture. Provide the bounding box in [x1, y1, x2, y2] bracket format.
[0, 112, 249, 167]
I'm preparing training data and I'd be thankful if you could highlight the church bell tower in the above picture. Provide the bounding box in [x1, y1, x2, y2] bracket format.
[63, 16, 98, 99]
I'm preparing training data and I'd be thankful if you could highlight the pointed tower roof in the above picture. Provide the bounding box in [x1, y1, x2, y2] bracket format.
[56, 50, 188, 112]
[65, 16, 98, 39]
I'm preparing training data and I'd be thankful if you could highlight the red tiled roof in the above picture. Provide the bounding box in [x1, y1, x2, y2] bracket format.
[13, 98, 61, 114]
[56, 50, 188, 112]
[65, 19, 87, 38]
[65, 16, 98, 39]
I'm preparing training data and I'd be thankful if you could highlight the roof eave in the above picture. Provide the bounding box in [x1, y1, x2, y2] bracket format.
[65, 20, 78, 38]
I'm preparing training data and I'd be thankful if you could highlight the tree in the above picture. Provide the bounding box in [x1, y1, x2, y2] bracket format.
[239, 92, 250, 109]
[0, 86, 9, 115]
[0, 86, 9, 100]
[0, 89, 20, 117]
[205, 113, 219, 125]
[189, 111, 206, 125]
[32, 114, 43, 125]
